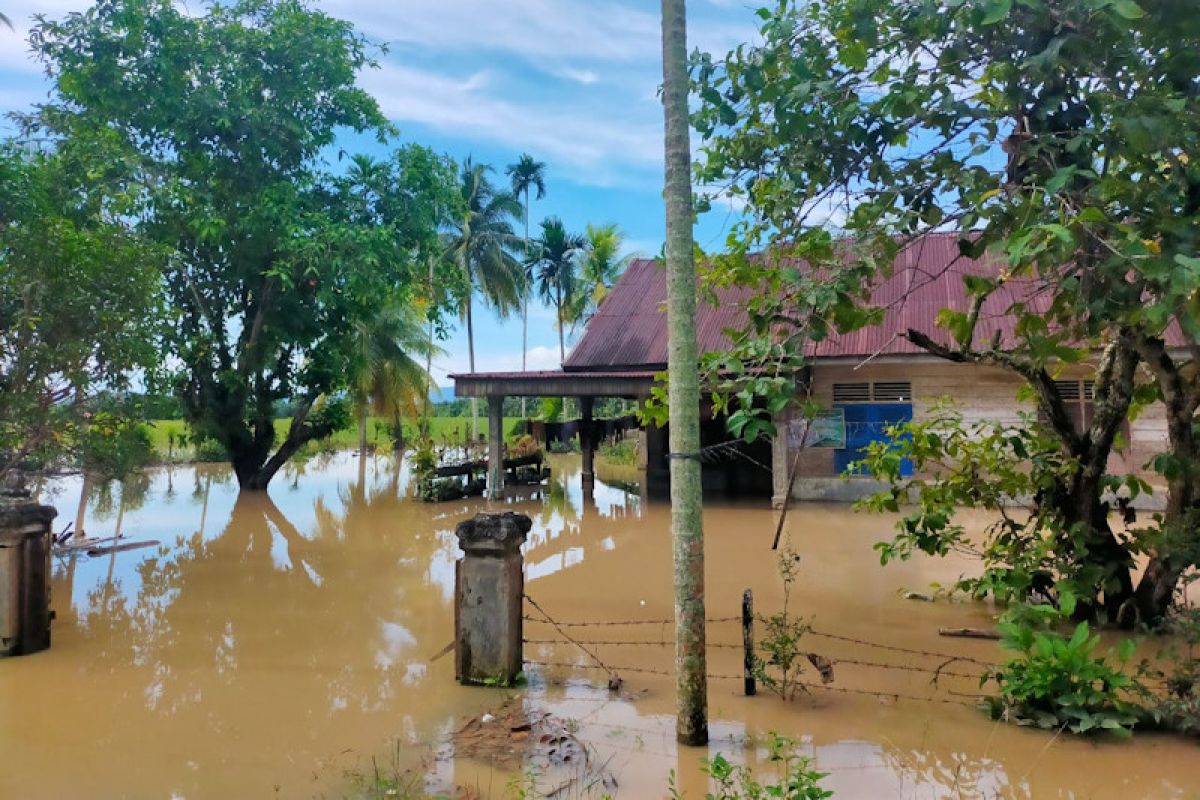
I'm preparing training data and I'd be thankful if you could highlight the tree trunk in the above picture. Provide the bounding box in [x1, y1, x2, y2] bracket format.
[1131, 335, 1200, 623]
[358, 408, 369, 458]
[557, 281, 569, 415]
[466, 287, 478, 443]
[421, 255, 435, 442]
[72, 471, 90, 541]
[661, 0, 708, 747]
[522, 187, 530, 420]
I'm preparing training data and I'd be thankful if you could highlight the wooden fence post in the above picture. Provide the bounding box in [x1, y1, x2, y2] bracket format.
[742, 588, 756, 696]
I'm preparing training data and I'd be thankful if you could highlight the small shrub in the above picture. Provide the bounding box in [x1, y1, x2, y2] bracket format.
[986, 599, 1145, 736]
[510, 434, 540, 458]
[539, 397, 563, 423]
[548, 437, 579, 454]
[1145, 607, 1200, 735]
[670, 733, 832, 799]
[190, 438, 228, 462]
[755, 543, 816, 700]
[82, 418, 155, 479]
[598, 438, 637, 466]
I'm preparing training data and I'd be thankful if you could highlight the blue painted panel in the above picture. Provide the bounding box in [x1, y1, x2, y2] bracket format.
[834, 403, 913, 477]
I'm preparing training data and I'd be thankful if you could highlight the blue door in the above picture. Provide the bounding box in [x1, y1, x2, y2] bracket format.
[834, 403, 913, 476]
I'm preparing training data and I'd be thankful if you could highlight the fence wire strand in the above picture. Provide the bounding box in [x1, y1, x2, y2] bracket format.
[521, 594, 995, 709]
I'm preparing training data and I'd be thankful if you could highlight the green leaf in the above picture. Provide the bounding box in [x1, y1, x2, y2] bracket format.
[840, 41, 868, 70]
[1109, 0, 1145, 19]
[981, 0, 1013, 24]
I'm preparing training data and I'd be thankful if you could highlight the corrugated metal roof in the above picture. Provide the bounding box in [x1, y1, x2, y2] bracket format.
[564, 232, 1157, 370]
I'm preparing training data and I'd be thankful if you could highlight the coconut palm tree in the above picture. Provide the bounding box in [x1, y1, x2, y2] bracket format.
[506, 153, 547, 418]
[567, 223, 634, 332]
[443, 158, 524, 438]
[662, 0, 708, 746]
[528, 216, 586, 367]
[347, 302, 439, 457]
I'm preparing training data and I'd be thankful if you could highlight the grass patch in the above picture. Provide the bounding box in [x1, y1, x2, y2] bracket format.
[144, 416, 524, 462]
[597, 438, 637, 466]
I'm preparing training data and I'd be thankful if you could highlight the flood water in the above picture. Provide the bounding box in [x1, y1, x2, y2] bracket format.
[2, 453, 1198, 799]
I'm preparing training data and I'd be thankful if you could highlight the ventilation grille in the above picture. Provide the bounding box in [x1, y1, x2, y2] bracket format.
[873, 382, 912, 402]
[1083, 380, 1095, 401]
[833, 382, 871, 402]
[1054, 380, 1082, 401]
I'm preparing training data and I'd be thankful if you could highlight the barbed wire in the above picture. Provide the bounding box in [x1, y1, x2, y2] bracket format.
[524, 638, 989, 681]
[522, 614, 742, 627]
[524, 637, 744, 650]
[807, 628, 999, 668]
[523, 660, 981, 707]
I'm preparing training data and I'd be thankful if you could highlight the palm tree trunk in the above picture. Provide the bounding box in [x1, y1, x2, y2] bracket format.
[661, 0, 708, 747]
[557, 281, 569, 415]
[358, 409, 368, 457]
[522, 187, 530, 420]
[423, 257, 435, 441]
[466, 286, 479, 442]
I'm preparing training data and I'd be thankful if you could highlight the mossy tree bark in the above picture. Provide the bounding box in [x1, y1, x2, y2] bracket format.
[661, 0, 709, 747]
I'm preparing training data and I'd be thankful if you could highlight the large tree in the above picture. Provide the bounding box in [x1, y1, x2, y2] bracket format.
[443, 158, 524, 439]
[506, 153, 547, 419]
[662, 0, 708, 746]
[567, 222, 634, 332]
[26, 0, 455, 490]
[528, 216, 586, 367]
[0, 141, 161, 484]
[691, 0, 1200, 624]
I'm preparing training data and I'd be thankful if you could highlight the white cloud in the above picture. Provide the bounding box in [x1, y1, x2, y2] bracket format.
[431, 344, 565, 382]
[552, 67, 601, 85]
[359, 61, 662, 182]
[324, 0, 660, 64]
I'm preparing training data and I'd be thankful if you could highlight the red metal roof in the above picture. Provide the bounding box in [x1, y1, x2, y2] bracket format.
[448, 370, 659, 380]
[565, 233, 1077, 370]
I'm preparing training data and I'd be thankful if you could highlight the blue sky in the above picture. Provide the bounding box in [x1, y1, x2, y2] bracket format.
[0, 0, 762, 385]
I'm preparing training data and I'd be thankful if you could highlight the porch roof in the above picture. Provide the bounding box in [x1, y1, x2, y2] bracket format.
[450, 369, 658, 398]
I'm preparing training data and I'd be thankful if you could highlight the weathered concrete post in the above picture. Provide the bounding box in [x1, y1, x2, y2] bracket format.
[0, 474, 56, 658]
[579, 395, 595, 491]
[487, 395, 506, 500]
[771, 408, 795, 510]
[454, 511, 531, 685]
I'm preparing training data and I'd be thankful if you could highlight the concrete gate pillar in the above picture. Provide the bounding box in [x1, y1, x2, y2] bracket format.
[454, 511, 531, 685]
[0, 475, 56, 658]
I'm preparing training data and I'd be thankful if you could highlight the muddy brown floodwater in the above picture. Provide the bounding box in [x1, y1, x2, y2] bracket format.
[1, 453, 1197, 799]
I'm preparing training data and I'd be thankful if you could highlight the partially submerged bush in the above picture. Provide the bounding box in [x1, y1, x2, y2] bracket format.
[598, 438, 637, 466]
[986, 599, 1145, 736]
[857, 401, 1155, 622]
[755, 543, 818, 701]
[1144, 607, 1200, 736]
[82, 417, 155, 479]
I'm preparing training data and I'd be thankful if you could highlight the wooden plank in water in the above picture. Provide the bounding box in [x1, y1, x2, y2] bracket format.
[85, 540, 160, 557]
[938, 627, 1001, 640]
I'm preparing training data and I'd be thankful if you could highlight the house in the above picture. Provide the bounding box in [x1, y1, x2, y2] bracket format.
[452, 233, 1171, 504]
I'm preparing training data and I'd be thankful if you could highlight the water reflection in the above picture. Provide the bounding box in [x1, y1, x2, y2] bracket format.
[0, 453, 1196, 799]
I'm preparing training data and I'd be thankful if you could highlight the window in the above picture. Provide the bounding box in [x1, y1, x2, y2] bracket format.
[833, 381, 912, 403]
[1044, 379, 1127, 445]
